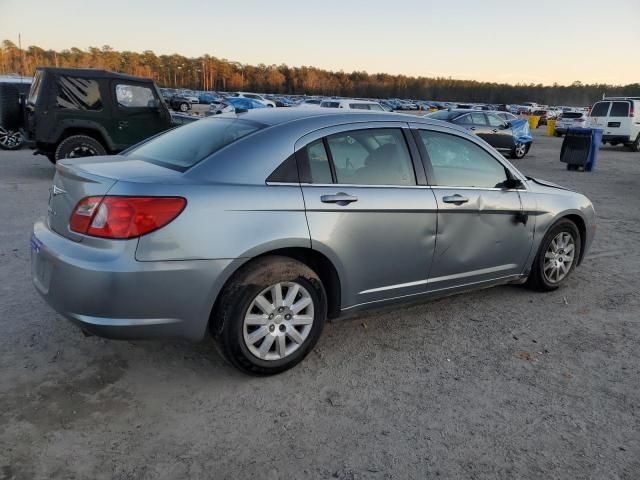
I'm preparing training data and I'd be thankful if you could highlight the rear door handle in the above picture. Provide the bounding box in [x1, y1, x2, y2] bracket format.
[442, 194, 469, 205]
[492, 128, 499, 133]
[321, 193, 358, 205]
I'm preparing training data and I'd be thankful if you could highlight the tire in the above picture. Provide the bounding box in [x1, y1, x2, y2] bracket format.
[526, 219, 581, 292]
[214, 256, 327, 375]
[178, 102, 189, 112]
[628, 134, 640, 152]
[54, 135, 107, 161]
[0, 126, 24, 150]
[510, 142, 527, 159]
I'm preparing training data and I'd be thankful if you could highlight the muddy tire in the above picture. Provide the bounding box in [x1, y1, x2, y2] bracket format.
[54, 135, 106, 161]
[527, 219, 581, 292]
[214, 256, 327, 375]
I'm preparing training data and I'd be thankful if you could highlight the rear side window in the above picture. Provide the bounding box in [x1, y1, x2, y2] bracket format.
[321, 101, 340, 108]
[116, 84, 156, 108]
[610, 101, 630, 117]
[56, 76, 102, 110]
[126, 117, 266, 170]
[326, 129, 415, 186]
[590, 102, 610, 117]
[349, 103, 370, 110]
[418, 130, 508, 188]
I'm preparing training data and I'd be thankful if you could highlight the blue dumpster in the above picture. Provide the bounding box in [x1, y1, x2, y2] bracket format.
[560, 128, 603, 171]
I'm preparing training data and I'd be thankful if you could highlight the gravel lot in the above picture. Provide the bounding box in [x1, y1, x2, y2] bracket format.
[1, 129, 639, 479]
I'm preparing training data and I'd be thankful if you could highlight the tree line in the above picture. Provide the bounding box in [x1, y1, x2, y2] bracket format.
[1, 40, 638, 106]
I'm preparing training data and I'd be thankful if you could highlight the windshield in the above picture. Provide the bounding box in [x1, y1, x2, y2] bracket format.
[126, 117, 266, 170]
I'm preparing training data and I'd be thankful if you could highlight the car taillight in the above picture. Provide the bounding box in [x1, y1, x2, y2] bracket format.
[70, 196, 186, 239]
[630, 106, 634, 118]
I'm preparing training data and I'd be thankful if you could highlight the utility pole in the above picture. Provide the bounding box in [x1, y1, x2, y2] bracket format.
[18, 33, 25, 80]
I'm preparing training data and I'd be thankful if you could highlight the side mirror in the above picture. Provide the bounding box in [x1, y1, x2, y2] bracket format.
[502, 176, 523, 189]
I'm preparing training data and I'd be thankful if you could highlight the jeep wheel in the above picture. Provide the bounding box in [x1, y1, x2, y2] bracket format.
[55, 135, 107, 161]
[179, 102, 189, 112]
[0, 127, 24, 150]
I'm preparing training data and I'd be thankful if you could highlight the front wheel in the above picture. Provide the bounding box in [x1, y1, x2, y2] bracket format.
[214, 256, 327, 375]
[526, 219, 581, 291]
[178, 102, 189, 112]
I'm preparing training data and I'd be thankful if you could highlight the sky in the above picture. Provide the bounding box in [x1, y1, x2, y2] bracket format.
[2, 0, 639, 86]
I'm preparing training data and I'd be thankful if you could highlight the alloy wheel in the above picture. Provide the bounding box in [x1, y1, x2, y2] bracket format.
[543, 232, 576, 284]
[67, 145, 99, 158]
[515, 143, 527, 158]
[243, 282, 315, 361]
[0, 127, 23, 149]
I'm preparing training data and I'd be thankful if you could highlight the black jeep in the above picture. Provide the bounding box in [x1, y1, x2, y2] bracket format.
[25, 67, 173, 162]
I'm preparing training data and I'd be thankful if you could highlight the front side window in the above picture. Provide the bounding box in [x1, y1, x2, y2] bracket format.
[590, 102, 610, 117]
[487, 114, 505, 127]
[326, 129, 415, 186]
[116, 84, 156, 108]
[349, 103, 370, 110]
[56, 76, 102, 110]
[418, 130, 509, 188]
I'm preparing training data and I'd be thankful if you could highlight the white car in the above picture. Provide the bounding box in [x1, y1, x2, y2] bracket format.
[296, 98, 323, 108]
[587, 97, 640, 151]
[319, 99, 385, 111]
[554, 111, 589, 136]
[231, 92, 276, 108]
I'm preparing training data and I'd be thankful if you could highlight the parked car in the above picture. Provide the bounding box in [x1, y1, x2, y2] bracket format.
[532, 109, 551, 126]
[208, 97, 267, 114]
[230, 92, 276, 108]
[24, 67, 172, 162]
[296, 98, 323, 108]
[319, 99, 384, 111]
[179, 92, 200, 104]
[554, 111, 589, 136]
[0, 76, 32, 150]
[587, 97, 640, 151]
[494, 111, 518, 122]
[31, 109, 595, 375]
[428, 109, 533, 158]
[166, 94, 192, 113]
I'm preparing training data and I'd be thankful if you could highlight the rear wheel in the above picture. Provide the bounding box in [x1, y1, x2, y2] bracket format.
[0, 127, 24, 150]
[54, 135, 107, 162]
[527, 219, 581, 291]
[628, 133, 640, 152]
[214, 256, 327, 375]
[178, 102, 189, 112]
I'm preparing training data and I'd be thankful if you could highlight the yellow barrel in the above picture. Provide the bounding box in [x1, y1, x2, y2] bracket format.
[528, 116, 541, 129]
[546, 119, 556, 136]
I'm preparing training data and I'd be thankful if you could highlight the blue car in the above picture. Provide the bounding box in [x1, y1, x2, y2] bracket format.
[427, 109, 533, 159]
[208, 97, 268, 115]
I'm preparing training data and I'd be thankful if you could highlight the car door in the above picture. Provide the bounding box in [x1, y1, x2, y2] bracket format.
[411, 125, 534, 291]
[296, 123, 438, 309]
[110, 81, 169, 149]
[486, 112, 514, 149]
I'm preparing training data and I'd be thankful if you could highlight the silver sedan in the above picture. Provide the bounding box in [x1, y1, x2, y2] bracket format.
[31, 109, 596, 374]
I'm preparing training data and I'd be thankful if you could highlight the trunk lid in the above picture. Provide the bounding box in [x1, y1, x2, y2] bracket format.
[48, 155, 183, 241]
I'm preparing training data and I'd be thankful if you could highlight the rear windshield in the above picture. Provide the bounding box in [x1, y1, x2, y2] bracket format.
[610, 101, 630, 117]
[428, 110, 459, 121]
[561, 112, 584, 119]
[590, 102, 610, 117]
[126, 117, 266, 170]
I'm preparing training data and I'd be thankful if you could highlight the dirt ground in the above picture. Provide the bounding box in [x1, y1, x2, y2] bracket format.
[1, 128, 639, 480]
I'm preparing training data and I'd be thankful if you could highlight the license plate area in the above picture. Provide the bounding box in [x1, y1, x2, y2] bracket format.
[607, 122, 621, 128]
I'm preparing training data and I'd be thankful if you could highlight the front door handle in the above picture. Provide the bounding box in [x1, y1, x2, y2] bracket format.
[492, 128, 499, 133]
[321, 193, 358, 205]
[469, 127, 476, 131]
[117, 120, 129, 130]
[442, 194, 469, 205]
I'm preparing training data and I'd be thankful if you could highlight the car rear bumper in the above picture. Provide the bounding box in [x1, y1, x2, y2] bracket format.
[31, 219, 235, 341]
[602, 134, 631, 143]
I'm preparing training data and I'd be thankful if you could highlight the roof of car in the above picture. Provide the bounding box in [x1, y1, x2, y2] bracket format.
[216, 108, 470, 136]
[36, 67, 154, 83]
